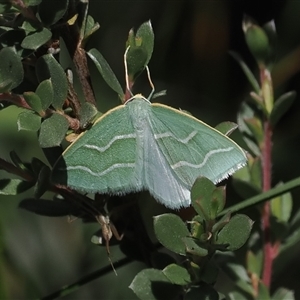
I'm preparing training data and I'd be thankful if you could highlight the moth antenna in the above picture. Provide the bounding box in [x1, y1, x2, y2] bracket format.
[145, 65, 155, 99]
[124, 46, 133, 97]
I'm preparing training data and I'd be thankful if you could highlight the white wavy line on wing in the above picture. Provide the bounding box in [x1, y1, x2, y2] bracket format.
[171, 147, 234, 169]
[66, 163, 135, 177]
[154, 130, 197, 144]
[84, 133, 136, 152]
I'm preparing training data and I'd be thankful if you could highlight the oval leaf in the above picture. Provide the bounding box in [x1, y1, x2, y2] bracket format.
[154, 213, 189, 255]
[217, 214, 253, 251]
[36, 54, 68, 109]
[21, 27, 52, 50]
[0, 47, 23, 89]
[23, 91, 43, 114]
[39, 113, 69, 148]
[79, 102, 98, 127]
[162, 264, 191, 286]
[129, 268, 181, 300]
[36, 79, 53, 110]
[17, 110, 41, 131]
[191, 177, 225, 221]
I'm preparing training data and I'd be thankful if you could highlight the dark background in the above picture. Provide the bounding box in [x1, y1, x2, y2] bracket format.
[1, 0, 300, 298]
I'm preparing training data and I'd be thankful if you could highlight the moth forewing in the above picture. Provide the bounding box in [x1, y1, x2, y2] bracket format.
[149, 103, 247, 186]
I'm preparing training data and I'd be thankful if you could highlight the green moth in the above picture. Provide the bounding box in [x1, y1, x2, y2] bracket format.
[52, 94, 247, 209]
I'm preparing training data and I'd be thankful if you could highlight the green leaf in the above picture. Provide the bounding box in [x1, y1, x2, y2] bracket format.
[0, 179, 33, 195]
[9, 151, 28, 172]
[21, 20, 40, 32]
[270, 91, 296, 126]
[212, 211, 231, 234]
[129, 268, 181, 300]
[200, 260, 219, 284]
[270, 183, 293, 224]
[237, 102, 261, 156]
[191, 177, 225, 221]
[34, 165, 51, 198]
[227, 291, 250, 300]
[36, 54, 68, 109]
[162, 264, 191, 286]
[79, 102, 98, 127]
[214, 121, 238, 136]
[243, 16, 271, 64]
[229, 51, 260, 94]
[263, 20, 277, 58]
[126, 20, 154, 80]
[0, 29, 33, 58]
[83, 15, 100, 41]
[216, 214, 253, 251]
[87, 48, 124, 98]
[272, 288, 295, 300]
[244, 117, 264, 147]
[246, 250, 262, 277]
[38, 0, 69, 26]
[35, 79, 53, 110]
[0, 79, 12, 93]
[221, 177, 300, 217]
[190, 215, 206, 239]
[153, 213, 189, 255]
[224, 263, 253, 295]
[17, 110, 41, 131]
[0, 2, 14, 14]
[0, 47, 24, 89]
[182, 237, 208, 257]
[21, 27, 52, 50]
[257, 282, 270, 300]
[39, 113, 69, 148]
[19, 198, 76, 217]
[23, 91, 43, 114]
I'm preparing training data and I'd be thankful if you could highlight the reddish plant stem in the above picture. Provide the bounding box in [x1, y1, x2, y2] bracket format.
[261, 120, 273, 287]
[0, 157, 33, 182]
[0, 93, 31, 109]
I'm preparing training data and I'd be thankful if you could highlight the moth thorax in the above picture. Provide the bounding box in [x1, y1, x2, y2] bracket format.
[128, 99, 150, 134]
